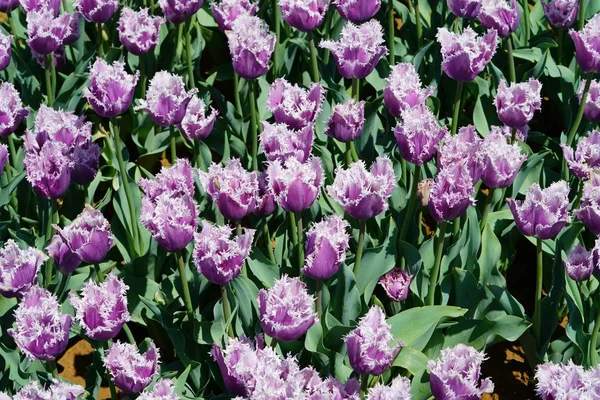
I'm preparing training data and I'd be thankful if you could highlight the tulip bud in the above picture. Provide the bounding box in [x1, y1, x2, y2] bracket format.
[563, 245, 594, 282]
[325, 98, 365, 143]
[379, 268, 412, 302]
[0, 239, 47, 298]
[576, 174, 600, 236]
[302, 215, 349, 280]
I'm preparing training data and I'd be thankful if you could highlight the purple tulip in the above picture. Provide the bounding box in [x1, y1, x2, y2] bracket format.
[13, 380, 85, 400]
[327, 156, 396, 220]
[0, 0, 19, 12]
[394, 105, 448, 166]
[535, 361, 595, 399]
[345, 306, 402, 376]
[576, 174, 600, 236]
[0, 144, 7, 176]
[325, 98, 365, 142]
[447, 0, 481, 19]
[302, 215, 349, 280]
[211, 336, 262, 396]
[332, 0, 381, 23]
[379, 268, 412, 303]
[0, 240, 47, 298]
[0, 82, 29, 136]
[569, 14, 600, 73]
[280, 0, 328, 32]
[135, 71, 198, 127]
[384, 63, 434, 117]
[8, 286, 72, 361]
[268, 78, 325, 130]
[71, 140, 100, 185]
[104, 341, 160, 394]
[193, 221, 255, 285]
[478, 0, 519, 38]
[428, 162, 475, 222]
[70, 273, 130, 341]
[480, 130, 526, 188]
[75, 0, 118, 23]
[24, 141, 73, 199]
[320, 20, 387, 79]
[258, 275, 318, 341]
[261, 121, 314, 163]
[211, 0, 258, 31]
[563, 245, 594, 281]
[46, 235, 81, 274]
[26, 10, 73, 55]
[138, 379, 178, 400]
[159, 0, 202, 23]
[267, 156, 324, 213]
[139, 159, 198, 252]
[438, 126, 485, 183]
[54, 205, 114, 264]
[579, 79, 600, 123]
[490, 124, 530, 143]
[63, 13, 81, 46]
[366, 376, 412, 400]
[428, 344, 494, 400]
[542, 0, 578, 29]
[495, 78, 542, 128]
[83, 58, 140, 118]
[19, 0, 60, 14]
[179, 96, 218, 141]
[561, 130, 600, 181]
[0, 31, 11, 71]
[437, 27, 498, 82]
[198, 158, 259, 221]
[226, 15, 275, 79]
[118, 7, 165, 56]
[507, 181, 571, 240]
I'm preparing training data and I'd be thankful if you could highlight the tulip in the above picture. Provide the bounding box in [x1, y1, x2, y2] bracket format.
[19, 0, 60, 14]
[325, 98, 365, 142]
[490, 124, 529, 142]
[0, 0, 18, 12]
[211, 336, 261, 396]
[535, 361, 595, 399]
[46, 235, 81, 274]
[211, 0, 258, 31]
[562, 130, 600, 180]
[579, 79, 600, 123]
[138, 379, 179, 400]
[563, 245, 594, 282]
[26, 10, 72, 55]
[394, 105, 448, 166]
[0, 31, 11, 71]
[0, 239, 47, 298]
[478, 0, 519, 38]
[495, 78, 542, 129]
[480, 130, 527, 188]
[542, 0, 579, 29]
[24, 141, 73, 199]
[302, 215, 349, 280]
[75, 0, 118, 23]
[104, 341, 160, 394]
[254, 173, 276, 217]
[447, 0, 481, 19]
[267, 156, 324, 213]
[179, 96, 218, 141]
[280, 0, 328, 32]
[569, 14, 600, 73]
[429, 162, 475, 223]
[261, 122, 314, 163]
[118, 8, 165, 56]
[379, 268, 412, 303]
[332, 0, 381, 23]
[0, 82, 29, 137]
[138, 158, 196, 199]
[158, 0, 203, 23]
[268, 78, 325, 130]
[438, 126, 485, 183]
[13, 380, 85, 400]
[226, 15, 275, 80]
[71, 141, 101, 185]
[0, 144, 7, 176]
[366, 376, 412, 400]
[384, 63, 433, 117]
[576, 174, 600, 235]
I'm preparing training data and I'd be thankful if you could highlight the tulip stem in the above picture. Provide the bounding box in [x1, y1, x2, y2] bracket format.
[451, 81, 463, 135]
[533, 237, 543, 347]
[45, 360, 58, 377]
[353, 220, 366, 277]
[233, 73, 242, 117]
[249, 79, 258, 171]
[345, 143, 353, 167]
[388, 0, 395, 64]
[557, 28, 564, 65]
[578, 0, 586, 30]
[193, 140, 205, 171]
[289, 211, 298, 246]
[522, 0, 530, 43]
[426, 221, 447, 306]
[185, 17, 195, 89]
[510, 127, 517, 144]
[273, 0, 281, 73]
[351, 78, 360, 101]
[44, 55, 54, 107]
[413, 0, 422, 48]
[296, 212, 304, 272]
[506, 36, 516, 83]
[563, 76, 593, 180]
[170, 127, 177, 163]
[221, 284, 234, 337]
[175, 23, 184, 63]
[263, 223, 275, 263]
[590, 305, 600, 366]
[360, 374, 370, 397]
[177, 253, 194, 323]
[102, 342, 118, 400]
[97, 23, 104, 57]
[94, 264, 105, 283]
[122, 323, 135, 344]
[399, 164, 421, 243]
[479, 188, 494, 231]
[44, 199, 57, 288]
[573, 180, 584, 210]
[309, 34, 319, 83]
[316, 280, 323, 318]
[139, 56, 146, 99]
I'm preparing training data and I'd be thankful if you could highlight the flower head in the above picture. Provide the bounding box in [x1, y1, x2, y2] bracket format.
[478, 0, 519, 38]
[258, 275, 318, 341]
[254, 172, 276, 217]
[267, 156, 324, 213]
[345, 306, 402, 376]
[302, 215, 350, 280]
[139, 157, 196, 199]
[104, 341, 160, 394]
[179, 96, 218, 141]
[226, 15, 275, 79]
[268, 78, 325, 130]
[0, 0, 19, 12]
[26, 9, 72, 55]
[0, 82, 28, 137]
[384, 63, 434, 117]
[332, 0, 381, 23]
[325, 98, 365, 142]
[13, 380, 86, 400]
[19, 0, 60, 14]
[0, 31, 11, 71]
[580, 79, 600, 123]
[193, 221, 255, 285]
[379, 268, 412, 303]
[75, 0, 118, 23]
[569, 13, 600, 73]
[0, 240, 47, 298]
[428, 344, 494, 400]
[490, 124, 530, 142]
[438, 126, 485, 183]
[564, 245, 594, 281]
[8, 286, 72, 361]
[542, 0, 579, 29]
[211, 336, 263, 396]
[46, 235, 81, 274]
[261, 121, 314, 163]
[63, 13, 81, 46]
[447, 0, 481, 19]
[495, 78, 542, 128]
[70, 273, 130, 340]
[159, 0, 203, 23]
[198, 158, 259, 221]
[327, 157, 396, 220]
[83, 58, 140, 118]
[576, 173, 600, 236]
[280, 0, 328, 32]
[138, 379, 179, 400]
[136, 71, 198, 127]
[24, 140, 73, 199]
[507, 181, 571, 239]
[480, 130, 526, 188]
[320, 20, 387, 79]
[535, 361, 596, 400]
[394, 105, 448, 166]
[211, 0, 258, 31]
[437, 27, 498, 82]
[118, 7, 165, 56]
[366, 376, 412, 400]
[428, 162, 475, 222]
[562, 132, 600, 181]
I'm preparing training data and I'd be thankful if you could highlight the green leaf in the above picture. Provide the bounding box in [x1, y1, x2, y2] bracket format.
[392, 346, 429, 375]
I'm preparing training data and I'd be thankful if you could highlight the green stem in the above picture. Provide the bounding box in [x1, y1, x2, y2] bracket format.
[185, 18, 195, 88]
[50, 54, 56, 102]
[591, 306, 600, 365]
[316, 280, 323, 318]
[522, 0, 530, 43]
[511, 127, 517, 144]
[45, 200, 57, 287]
[289, 211, 298, 246]
[417, 209, 424, 245]
[221, 284, 234, 337]
[360, 374, 370, 398]
[139, 56, 146, 99]
[399, 165, 421, 242]
[233, 73, 242, 117]
[345, 142, 353, 167]
[506, 36, 516, 83]
[193, 140, 204, 171]
[426, 221, 447, 306]
[296, 212, 304, 272]
[533, 237, 543, 346]
[249, 79, 258, 170]
[564, 76, 593, 180]
[177, 253, 194, 323]
[353, 220, 366, 277]
[102, 342, 118, 400]
[414, 0, 422, 48]
[557, 28, 564, 66]
[350, 141, 359, 162]
[451, 81, 464, 135]
[309, 34, 319, 83]
[97, 23, 104, 57]
[479, 188, 494, 231]
[578, 0, 586, 30]
[263, 223, 275, 263]
[352, 78, 360, 101]
[388, 0, 395, 64]
[54, 273, 69, 301]
[574, 180, 584, 210]
[175, 23, 184, 63]
[273, 0, 281, 73]
[122, 323, 136, 344]
[170, 126, 177, 163]
[45, 55, 54, 107]
[94, 264, 105, 283]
